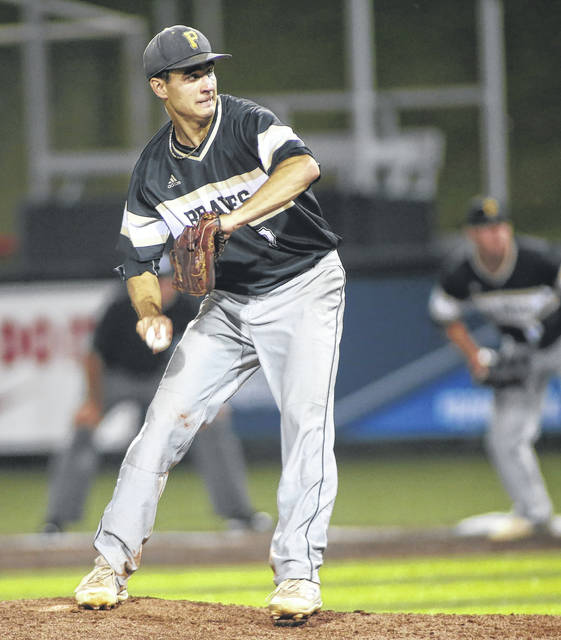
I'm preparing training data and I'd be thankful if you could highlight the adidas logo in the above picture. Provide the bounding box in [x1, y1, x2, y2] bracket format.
[167, 174, 181, 189]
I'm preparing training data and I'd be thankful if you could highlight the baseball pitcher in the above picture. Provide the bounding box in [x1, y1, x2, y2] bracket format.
[74, 25, 345, 626]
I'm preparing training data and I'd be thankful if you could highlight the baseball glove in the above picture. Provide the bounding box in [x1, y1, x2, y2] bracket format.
[169, 212, 226, 296]
[476, 347, 530, 389]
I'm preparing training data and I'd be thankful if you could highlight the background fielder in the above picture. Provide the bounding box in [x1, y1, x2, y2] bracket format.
[429, 196, 561, 541]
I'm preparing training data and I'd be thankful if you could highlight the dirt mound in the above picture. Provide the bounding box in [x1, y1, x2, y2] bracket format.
[1, 598, 561, 640]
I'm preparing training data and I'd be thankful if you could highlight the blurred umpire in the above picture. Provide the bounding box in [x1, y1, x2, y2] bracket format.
[43, 256, 271, 535]
[429, 196, 561, 541]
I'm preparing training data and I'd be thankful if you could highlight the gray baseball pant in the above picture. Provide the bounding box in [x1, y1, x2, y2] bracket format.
[94, 251, 346, 587]
[485, 337, 561, 524]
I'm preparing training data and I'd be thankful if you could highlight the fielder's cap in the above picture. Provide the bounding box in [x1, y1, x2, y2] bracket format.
[465, 196, 509, 226]
[143, 25, 231, 79]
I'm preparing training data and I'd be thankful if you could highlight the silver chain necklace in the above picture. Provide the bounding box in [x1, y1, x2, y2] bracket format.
[168, 126, 201, 160]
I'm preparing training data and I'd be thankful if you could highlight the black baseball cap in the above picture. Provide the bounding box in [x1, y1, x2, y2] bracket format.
[465, 196, 509, 226]
[143, 25, 231, 79]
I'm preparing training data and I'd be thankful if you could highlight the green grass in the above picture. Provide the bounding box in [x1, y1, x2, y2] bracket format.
[2, 450, 561, 614]
[1, 551, 561, 614]
[3, 449, 561, 535]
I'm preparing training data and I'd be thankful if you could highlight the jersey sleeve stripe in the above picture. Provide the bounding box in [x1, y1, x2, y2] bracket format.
[257, 124, 304, 173]
[120, 207, 170, 248]
[428, 285, 463, 324]
[117, 234, 165, 264]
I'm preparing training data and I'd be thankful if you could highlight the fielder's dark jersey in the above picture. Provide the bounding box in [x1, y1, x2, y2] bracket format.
[429, 238, 561, 348]
[93, 294, 199, 376]
[118, 94, 340, 294]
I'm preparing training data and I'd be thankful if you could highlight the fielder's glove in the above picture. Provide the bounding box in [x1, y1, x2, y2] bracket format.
[169, 212, 226, 296]
[475, 347, 530, 389]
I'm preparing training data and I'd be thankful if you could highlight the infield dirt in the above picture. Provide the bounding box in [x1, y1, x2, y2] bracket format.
[2, 597, 561, 640]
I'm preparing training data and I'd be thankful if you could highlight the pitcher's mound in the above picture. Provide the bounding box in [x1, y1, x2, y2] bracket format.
[1, 597, 561, 640]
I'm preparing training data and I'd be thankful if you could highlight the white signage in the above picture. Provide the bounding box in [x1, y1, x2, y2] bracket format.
[0, 280, 119, 454]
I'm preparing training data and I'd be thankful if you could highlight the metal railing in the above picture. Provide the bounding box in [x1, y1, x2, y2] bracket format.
[0, 0, 507, 204]
[0, 0, 150, 201]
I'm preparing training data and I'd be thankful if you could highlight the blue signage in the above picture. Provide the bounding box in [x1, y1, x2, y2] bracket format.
[338, 368, 561, 442]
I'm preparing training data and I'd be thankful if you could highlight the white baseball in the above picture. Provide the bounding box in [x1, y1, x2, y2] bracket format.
[145, 325, 171, 352]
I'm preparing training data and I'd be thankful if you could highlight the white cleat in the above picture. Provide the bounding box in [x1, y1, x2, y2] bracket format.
[488, 515, 536, 542]
[267, 578, 322, 625]
[74, 555, 129, 609]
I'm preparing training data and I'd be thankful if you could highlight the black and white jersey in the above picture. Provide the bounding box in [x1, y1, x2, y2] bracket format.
[118, 94, 340, 295]
[429, 237, 561, 348]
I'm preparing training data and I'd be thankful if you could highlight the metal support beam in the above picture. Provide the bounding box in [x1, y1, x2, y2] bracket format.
[21, 0, 50, 201]
[153, 0, 180, 31]
[5, 0, 149, 201]
[477, 0, 509, 204]
[4, 0, 509, 207]
[345, 0, 377, 193]
[9, 0, 132, 20]
[123, 29, 151, 149]
[193, 0, 224, 51]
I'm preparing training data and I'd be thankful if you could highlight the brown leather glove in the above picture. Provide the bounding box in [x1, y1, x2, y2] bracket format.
[169, 212, 226, 296]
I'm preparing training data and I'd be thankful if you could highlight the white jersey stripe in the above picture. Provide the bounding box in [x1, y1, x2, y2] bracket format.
[120, 205, 170, 248]
[155, 168, 271, 237]
[258, 124, 303, 173]
[154, 203, 192, 238]
[159, 167, 268, 212]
